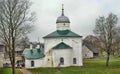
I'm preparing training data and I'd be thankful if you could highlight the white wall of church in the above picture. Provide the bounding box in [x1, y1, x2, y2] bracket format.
[25, 58, 44, 68]
[44, 37, 83, 66]
[44, 37, 81, 52]
[43, 56, 53, 67]
[52, 49, 72, 67]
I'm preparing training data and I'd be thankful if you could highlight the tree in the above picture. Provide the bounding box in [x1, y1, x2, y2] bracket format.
[83, 35, 99, 47]
[0, 0, 34, 74]
[83, 35, 103, 56]
[93, 13, 118, 66]
[18, 36, 30, 49]
[110, 27, 120, 56]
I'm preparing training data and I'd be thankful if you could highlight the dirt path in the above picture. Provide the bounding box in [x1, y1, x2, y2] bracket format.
[19, 68, 32, 74]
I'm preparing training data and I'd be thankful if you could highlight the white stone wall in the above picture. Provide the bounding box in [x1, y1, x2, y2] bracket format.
[25, 58, 44, 68]
[44, 37, 83, 67]
[71, 38, 83, 66]
[56, 23, 70, 30]
[43, 56, 53, 67]
[82, 46, 93, 58]
[52, 49, 72, 67]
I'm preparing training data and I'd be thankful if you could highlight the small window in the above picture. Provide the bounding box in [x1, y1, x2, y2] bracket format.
[48, 59, 50, 61]
[73, 58, 77, 64]
[31, 61, 34, 67]
[60, 57, 64, 65]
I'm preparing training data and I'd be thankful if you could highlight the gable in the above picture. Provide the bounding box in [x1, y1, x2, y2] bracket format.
[83, 46, 91, 52]
[52, 42, 72, 49]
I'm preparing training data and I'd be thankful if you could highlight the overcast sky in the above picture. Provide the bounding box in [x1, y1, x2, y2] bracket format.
[29, 0, 120, 42]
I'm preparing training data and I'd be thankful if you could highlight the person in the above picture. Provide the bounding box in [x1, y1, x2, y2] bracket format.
[19, 64, 22, 69]
[17, 63, 20, 68]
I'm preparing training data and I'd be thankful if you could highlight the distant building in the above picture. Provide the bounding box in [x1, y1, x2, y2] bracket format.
[23, 42, 45, 68]
[3, 47, 25, 67]
[15, 48, 24, 67]
[23, 5, 83, 68]
[82, 44, 98, 58]
[0, 44, 4, 67]
[0, 37, 30, 67]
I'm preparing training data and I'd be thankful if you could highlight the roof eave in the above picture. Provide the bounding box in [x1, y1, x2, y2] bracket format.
[25, 56, 45, 60]
[52, 46, 72, 49]
[43, 36, 83, 38]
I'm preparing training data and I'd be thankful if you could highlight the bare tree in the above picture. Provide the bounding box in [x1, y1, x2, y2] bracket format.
[17, 36, 30, 49]
[111, 27, 120, 56]
[83, 35, 99, 46]
[93, 13, 118, 66]
[83, 35, 103, 56]
[0, 0, 34, 74]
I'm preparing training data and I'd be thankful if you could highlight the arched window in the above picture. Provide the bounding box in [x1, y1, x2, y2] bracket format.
[73, 58, 77, 64]
[31, 61, 34, 67]
[60, 57, 64, 65]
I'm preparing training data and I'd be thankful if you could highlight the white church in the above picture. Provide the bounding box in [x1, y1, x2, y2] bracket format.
[23, 5, 83, 68]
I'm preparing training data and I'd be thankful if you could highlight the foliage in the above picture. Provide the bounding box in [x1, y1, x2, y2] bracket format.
[28, 58, 120, 74]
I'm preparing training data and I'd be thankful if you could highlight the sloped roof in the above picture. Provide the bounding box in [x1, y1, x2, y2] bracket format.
[52, 42, 72, 49]
[43, 30, 82, 38]
[85, 44, 98, 53]
[23, 48, 45, 60]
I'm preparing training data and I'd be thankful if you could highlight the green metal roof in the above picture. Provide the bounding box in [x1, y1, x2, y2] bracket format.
[23, 48, 45, 60]
[43, 30, 82, 38]
[52, 42, 72, 49]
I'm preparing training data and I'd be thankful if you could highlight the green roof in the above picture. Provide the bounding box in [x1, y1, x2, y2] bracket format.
[52, 42, 72, 49]
[43, 30, 82, 38]
[23, 48, 45, 60]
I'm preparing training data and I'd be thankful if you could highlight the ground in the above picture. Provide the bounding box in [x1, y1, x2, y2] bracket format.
[0, 68, 22, 74]
[0, 58, 120, 74]
[28, 57, 120, 74]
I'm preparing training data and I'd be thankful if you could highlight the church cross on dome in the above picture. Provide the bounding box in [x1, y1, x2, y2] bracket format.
[62, 4, 64, 16]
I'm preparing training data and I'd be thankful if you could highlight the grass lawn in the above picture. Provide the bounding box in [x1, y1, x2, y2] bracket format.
[0, 68, 22, 74]
[28, 58, 120, 74]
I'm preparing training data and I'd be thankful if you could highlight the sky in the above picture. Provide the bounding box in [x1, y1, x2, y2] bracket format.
[29, 0, 120, 42]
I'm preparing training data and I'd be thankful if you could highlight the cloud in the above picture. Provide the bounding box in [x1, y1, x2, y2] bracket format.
[29, 0, 120, 42]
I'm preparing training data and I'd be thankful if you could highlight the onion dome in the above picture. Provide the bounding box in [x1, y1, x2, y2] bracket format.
[56, 4, 70, 23]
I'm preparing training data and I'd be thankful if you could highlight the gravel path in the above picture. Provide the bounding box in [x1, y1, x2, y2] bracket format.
[19, 68, 32, 74]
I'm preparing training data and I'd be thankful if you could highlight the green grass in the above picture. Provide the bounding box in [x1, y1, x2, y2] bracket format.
[0, 68, 22, 74]
[28, 58, 120, 74]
